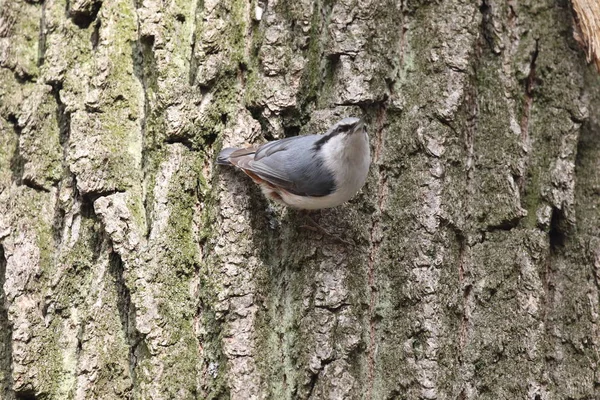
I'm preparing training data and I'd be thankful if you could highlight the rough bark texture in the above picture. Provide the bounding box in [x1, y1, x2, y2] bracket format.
[0, 0, 599, 399]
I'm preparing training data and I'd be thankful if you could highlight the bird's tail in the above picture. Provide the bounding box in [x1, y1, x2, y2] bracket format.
[216, 147, 238, 165]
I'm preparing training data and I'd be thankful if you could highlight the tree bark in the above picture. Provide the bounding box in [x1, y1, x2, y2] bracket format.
[1, 0, 599, 398]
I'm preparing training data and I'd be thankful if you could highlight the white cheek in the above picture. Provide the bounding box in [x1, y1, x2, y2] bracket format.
[321, 136, 347, 178]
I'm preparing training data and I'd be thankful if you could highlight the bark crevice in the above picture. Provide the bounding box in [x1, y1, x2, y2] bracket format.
[49, 80, 71, 152]
[0, 245, 14, 400]
[37, 1, 46, 66]
[457, 232, 471, 353]
[108, 251, 146, 393]
[366, 105, 388, 399]
[131, 4, 151, 239]
[14, 390, 36, 400]
[517, 39, 539, 194]
[67, 0, 102, 29]
[7, 114, 24, 186]
[548, 207, 567, 251]
[90, 19, 101, 49]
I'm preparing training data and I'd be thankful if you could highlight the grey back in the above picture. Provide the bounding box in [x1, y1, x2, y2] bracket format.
[230, 135, 336, 197]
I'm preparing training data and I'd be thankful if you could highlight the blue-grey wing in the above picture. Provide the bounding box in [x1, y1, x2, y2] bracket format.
[231, 136, 336, 197]
[254, 136, 300, 161]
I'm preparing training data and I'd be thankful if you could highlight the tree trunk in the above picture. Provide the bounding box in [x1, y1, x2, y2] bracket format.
[1, 0, 599, 398]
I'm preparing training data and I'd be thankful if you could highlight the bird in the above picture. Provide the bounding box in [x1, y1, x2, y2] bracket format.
[217, 117, 370, 209]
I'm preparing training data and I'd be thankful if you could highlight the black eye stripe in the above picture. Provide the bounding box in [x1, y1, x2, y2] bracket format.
[312, 121, 359, 150]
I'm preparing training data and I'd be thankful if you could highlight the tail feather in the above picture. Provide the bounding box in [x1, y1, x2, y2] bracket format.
[216, 147, 238, 165]
[217, 146, 260, 166]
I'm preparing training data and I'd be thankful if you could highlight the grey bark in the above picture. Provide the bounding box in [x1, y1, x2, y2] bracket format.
[0, 0, 599, 399]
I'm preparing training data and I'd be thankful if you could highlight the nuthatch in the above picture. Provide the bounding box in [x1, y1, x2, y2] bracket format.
[217, 117, 370, 209]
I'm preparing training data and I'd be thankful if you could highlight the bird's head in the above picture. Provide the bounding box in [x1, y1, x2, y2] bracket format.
[327, 117, 366, 139]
